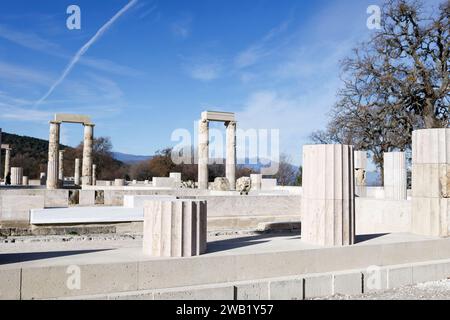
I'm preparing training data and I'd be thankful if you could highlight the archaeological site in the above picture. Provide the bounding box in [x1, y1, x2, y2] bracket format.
[0, 0, 449, 307]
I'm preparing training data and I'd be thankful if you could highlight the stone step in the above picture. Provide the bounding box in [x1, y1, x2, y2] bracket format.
[50, 258, 450, 300]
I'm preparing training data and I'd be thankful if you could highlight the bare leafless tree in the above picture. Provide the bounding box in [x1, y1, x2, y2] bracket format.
[311, 0, 449, 174]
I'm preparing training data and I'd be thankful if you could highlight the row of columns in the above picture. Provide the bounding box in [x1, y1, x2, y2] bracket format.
[301, 128, 449, 247]
[198, 119, 236, 190]
[46, 121, 95, 189]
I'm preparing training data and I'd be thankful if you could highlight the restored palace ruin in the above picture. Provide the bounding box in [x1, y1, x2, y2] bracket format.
[0, 112, 449, 300]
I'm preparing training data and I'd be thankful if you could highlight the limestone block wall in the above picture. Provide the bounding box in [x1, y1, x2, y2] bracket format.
[152, 177, 177, 188]
[412, 128, 450, 237]
[355, 198, 411, 234]
[360, 187, 385, 199]
[0, 189, 69, 223]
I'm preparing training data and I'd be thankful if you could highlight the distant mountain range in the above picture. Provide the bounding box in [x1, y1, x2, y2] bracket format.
[111, 152, 152, 164]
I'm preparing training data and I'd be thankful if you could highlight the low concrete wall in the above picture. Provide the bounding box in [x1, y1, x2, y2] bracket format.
[0, 189, 69, 223]
[83, 259, 449, 300]
[364, 187, 385, 199]
[1, 195, 44, 222]
[355, 198, 411, 234]
[3, 238, 450, 300]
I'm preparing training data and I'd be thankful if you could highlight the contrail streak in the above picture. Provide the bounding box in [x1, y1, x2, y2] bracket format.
[35, 0, 138, 106]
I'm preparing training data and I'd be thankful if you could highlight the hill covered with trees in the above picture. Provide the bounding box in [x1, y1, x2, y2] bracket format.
[1, 131, 302, 185]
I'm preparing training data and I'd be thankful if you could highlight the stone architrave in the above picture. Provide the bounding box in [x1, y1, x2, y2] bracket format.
[412, 129, 450, 237]
[301, 144, 355, 246]
[143, 199, 207, 257]
[46, 121, 60, 189]
[384, 152, 407, 200]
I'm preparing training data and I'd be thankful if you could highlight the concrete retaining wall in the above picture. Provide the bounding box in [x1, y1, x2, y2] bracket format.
[2, 238, 450, 300]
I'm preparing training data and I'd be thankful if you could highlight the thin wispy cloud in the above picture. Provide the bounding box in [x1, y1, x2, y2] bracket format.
[234, 20, 291, 69]
[0, 24, 142, 77]
[35, 0, 138, 106]
[0, 24, 60, 53]
[186, 62, 222, 81]
[171, 13, 193, 39]
[0, 61, 53, 86]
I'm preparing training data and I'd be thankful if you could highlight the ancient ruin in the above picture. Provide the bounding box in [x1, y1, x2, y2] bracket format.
[46, 114, 94, 189]
[1, 113, 450, 300]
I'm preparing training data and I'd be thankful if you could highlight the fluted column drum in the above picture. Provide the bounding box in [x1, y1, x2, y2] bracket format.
[143, 199, 207, 257]
[301, 144, 355, 246]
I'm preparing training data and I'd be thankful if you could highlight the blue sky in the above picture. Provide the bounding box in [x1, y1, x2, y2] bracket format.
[0, 0, 442, 165]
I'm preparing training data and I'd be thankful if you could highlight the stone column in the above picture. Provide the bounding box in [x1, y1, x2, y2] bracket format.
[412, 129, 450, 237]
[198, 119, 209, 190]
[354, 151, 367, 197]
[92, 164, 97, 186]
[250, 174, 262, 191]
[74, 158, 80, 186]
[225, 121, 237, 190]
[143, 199, 207, 257]
[22, 176, 29, 186]
[46, 121, 60, 189]
[11, 167, 23, 185]
[301, 144, 355, 246]
[82, 124, 94, 186]
[383, 152, 407, 200]
[58, 150, 65, 186]
[4, 147, 11, 180]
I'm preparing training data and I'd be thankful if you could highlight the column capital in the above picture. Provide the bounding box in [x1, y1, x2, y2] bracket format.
[84, 123, 95, 128]
[224, 120, 237, 127]
[49, 120, 61, 125]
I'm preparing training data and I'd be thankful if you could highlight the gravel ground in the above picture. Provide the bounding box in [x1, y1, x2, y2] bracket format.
[318, 280, 450, 300]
